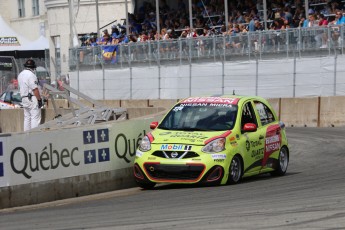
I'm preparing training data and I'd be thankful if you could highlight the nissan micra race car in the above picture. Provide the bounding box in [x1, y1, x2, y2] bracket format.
[134, 95, 289, 189]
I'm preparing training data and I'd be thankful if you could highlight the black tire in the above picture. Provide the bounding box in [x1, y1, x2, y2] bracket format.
[136, 181, 156, 190]
[271, 146, 289, 176]
[227, 155, 243, 184]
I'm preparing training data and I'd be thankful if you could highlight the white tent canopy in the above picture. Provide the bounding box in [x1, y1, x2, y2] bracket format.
[21, 35, 49, 50]
[0, 15, 48, 51]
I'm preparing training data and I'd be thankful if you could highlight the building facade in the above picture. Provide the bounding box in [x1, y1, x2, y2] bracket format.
[1, 0, 132, 80]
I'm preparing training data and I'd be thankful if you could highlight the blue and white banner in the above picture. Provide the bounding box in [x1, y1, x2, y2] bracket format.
[0, 115, 161, 187]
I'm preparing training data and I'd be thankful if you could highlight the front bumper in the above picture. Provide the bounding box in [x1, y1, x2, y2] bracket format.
[134, 162, 224, 185]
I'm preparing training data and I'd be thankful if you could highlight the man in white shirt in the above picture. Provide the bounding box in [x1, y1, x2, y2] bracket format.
[18, 59, 43, 131]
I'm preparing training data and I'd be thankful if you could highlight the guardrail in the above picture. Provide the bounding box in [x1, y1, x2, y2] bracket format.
[69, 25, 345, 69]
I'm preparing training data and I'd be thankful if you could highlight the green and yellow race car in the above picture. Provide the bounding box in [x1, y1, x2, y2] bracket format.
[134, 95, 289, 189]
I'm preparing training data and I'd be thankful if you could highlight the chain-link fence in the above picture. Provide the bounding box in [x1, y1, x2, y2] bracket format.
[69, 25, 344, 70]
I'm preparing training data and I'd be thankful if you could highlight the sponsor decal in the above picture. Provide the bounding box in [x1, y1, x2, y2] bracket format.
[246, 140, 250, 151]
[148, 157, 156, 160]
[251, 140, 262, 148]
[265, 135, 280, 152]
[161, 144, 182, 150]
[211, 154, 226, 160]
[181, 97, 239, 105]
[173, 106, 184, 112]
[170, 132, 207, 140]
[262, 124, 282, 166]
[230, 140, 238, 147]
[136, 150, 143, 158]
[251, 148, 264, 160]
[160, 144, 192, 151]
[159, 132, 172, 136]
[179, 103, 233, 108]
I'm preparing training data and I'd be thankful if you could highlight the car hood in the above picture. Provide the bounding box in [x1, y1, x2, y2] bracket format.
[0, 101, 21, 109]
[151, 129, 229, 146]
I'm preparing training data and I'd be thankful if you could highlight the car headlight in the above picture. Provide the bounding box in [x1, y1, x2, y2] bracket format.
[202, 138, 225, 153]
[139, 136, 151, 152]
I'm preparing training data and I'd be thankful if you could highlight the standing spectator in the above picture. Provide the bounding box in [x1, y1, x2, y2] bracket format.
[18, 59, 44, 131]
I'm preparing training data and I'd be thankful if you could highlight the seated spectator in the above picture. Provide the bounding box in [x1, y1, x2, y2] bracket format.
[111, 25, 120, 39]
[317, 14, 329, 48]
[97, 29, 112, 45]
[331, 10, 345, 46]
[79, 35, 97, 63]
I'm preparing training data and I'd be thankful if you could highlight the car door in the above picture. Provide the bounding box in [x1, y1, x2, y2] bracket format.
[253, 100, 282, 172]
[239, 100, 266, 176]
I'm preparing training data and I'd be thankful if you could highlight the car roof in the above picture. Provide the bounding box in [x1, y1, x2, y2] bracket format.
[178, 95, 264, 106]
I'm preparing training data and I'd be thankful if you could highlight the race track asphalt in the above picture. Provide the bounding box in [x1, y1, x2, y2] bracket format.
[1, 127, 345, 230]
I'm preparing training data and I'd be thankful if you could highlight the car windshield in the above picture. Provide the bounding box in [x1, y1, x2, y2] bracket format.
[158, 103, 238, 131]
[0, 90, 22, 103]
[11, 91, 22, 102]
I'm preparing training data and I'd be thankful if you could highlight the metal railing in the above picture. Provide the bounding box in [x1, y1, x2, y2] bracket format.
[69, 25, 344, 69]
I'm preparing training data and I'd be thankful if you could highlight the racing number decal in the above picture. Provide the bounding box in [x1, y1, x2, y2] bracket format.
[262, 124, 281, 166]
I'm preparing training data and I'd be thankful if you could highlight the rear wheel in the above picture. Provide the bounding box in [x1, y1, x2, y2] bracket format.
[271, 146, 289, 176]
[136, 181, 156, 190]
[227, 155, 242, 184]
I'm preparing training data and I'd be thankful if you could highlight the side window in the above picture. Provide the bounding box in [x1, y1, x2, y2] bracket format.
[254, 101, 276, 126]
[18, 0, 25, 17]
[241, 102, 257, 128]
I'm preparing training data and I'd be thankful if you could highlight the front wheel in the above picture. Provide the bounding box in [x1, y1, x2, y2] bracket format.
[227, 155, 243, 184]
[271, 146, 289, 176]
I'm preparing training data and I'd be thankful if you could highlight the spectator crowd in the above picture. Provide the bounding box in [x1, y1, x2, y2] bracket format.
[79, 0, 345, 59]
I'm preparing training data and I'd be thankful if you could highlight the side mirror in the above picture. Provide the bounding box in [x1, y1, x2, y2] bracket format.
[242, 123, 257, 132]
[150, 121, 158, 129]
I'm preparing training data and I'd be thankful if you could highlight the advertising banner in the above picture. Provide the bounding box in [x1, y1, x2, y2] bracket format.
[0, 116, 161, 187]
[0, 37, 20, 46]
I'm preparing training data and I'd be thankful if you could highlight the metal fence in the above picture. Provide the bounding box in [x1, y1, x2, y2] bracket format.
[66, 25, 345, 100]
[0, 52, 50, 95]
[69, 25, 344, 69]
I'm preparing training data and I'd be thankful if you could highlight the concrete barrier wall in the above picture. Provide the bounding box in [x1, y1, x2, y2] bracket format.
[2, 96, 345, 133]
[320, 96, 345, 127]
[0, 168, 134, 208]
[280, 97, 320, 127]
[0, 111, 166, 209]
